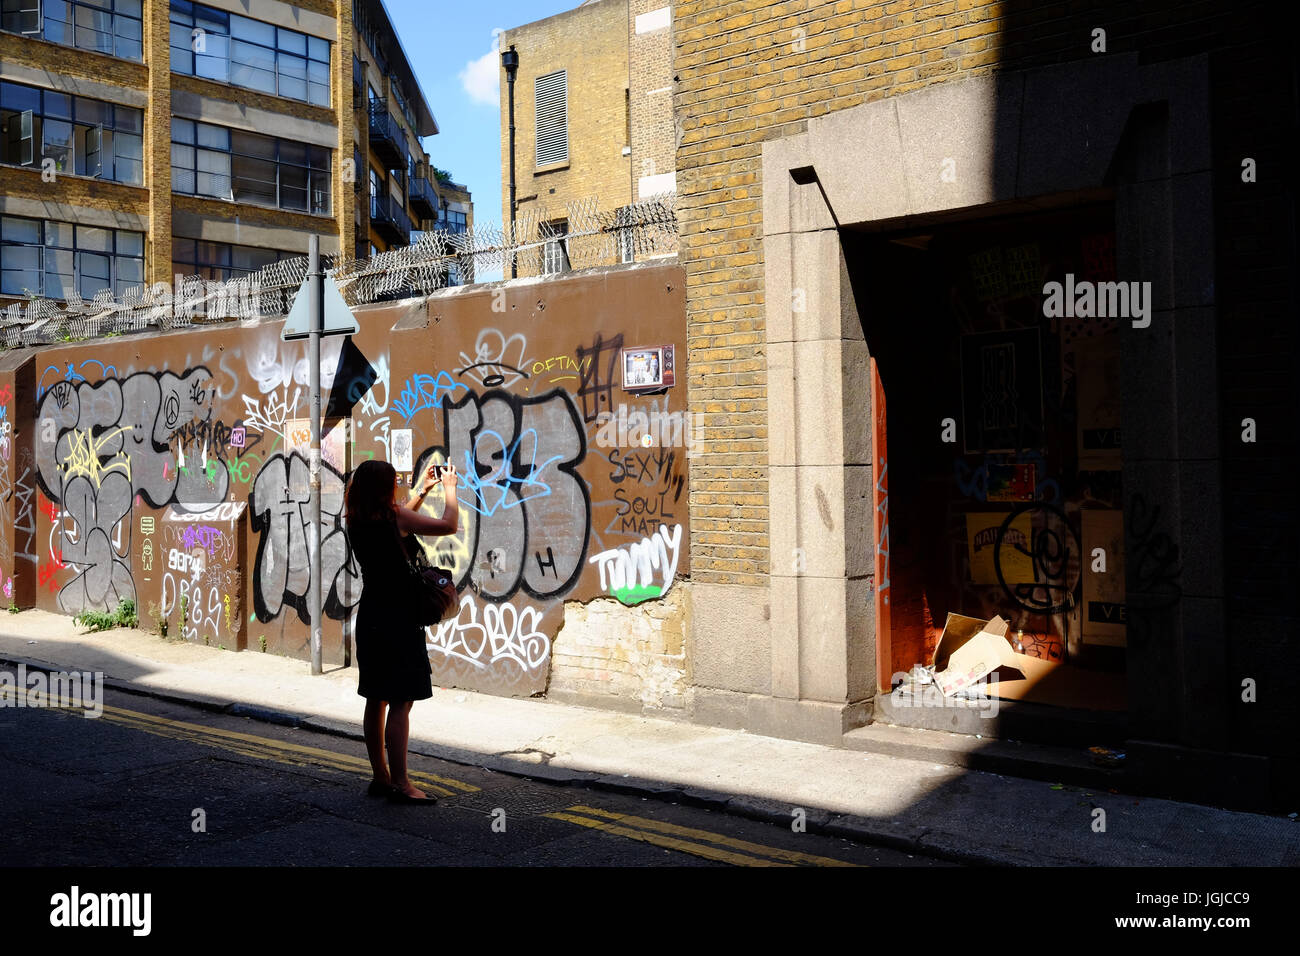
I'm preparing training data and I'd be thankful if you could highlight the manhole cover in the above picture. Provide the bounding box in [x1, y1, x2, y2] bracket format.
[444, 785, 578, 817]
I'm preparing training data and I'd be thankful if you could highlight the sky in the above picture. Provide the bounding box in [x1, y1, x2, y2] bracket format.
[382, 0, 578, 231]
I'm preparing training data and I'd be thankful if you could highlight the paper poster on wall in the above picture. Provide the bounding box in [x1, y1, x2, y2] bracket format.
[391, 429, 413, 472]
[1081, 509, 1126, 645]
[959, 327, 1044, 454]
[966, 512, 1035, 585]
[1074, 334, 1122, 467]
[286, 418, 350, 473]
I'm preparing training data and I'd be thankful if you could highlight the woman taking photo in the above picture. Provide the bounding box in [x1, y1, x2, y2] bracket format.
[344, 458, 459, 804]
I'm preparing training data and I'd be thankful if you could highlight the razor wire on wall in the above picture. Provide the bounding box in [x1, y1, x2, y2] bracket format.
[0, 194, 677, 348]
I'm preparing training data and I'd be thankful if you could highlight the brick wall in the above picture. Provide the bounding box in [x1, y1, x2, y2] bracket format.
[552, 589, 688, 712]
[144, 0, 173, 285]
[335, 0, 356, 262]
[672, 0, 1275, 586]
[500, 0, 633, 239]
[0, 31, 147, 90]
[0, 167, 149, 217]
[629, 1, 676, 199]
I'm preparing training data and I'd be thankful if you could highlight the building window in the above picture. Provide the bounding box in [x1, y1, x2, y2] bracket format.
[0, 0, 41, 36]
[169, 1, 330, 107]
[5, 0, 146, 62]
[534, 70, 568, 167]
[171, 237, 293, 281]
[437, 208, 467, 235]
[0, 214, 143, 299]
[542, 219, 569, 275]
[0, 80, 143, 184]
[171, 118, 331, 215]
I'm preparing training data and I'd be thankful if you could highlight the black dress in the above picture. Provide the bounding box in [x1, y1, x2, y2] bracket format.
[347, 514, 433, 702]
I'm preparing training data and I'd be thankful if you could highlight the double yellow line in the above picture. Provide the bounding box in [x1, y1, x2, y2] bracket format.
[94, 702, 479, 797]
[6, 688, 858, 866]
[544, 805, 859, 867]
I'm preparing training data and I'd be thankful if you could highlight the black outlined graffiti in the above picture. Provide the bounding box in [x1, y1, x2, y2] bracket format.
[34, 367, 229, 613]
[414, 388, 590, 602]
[575, 333, 624, 424]
[248, 451, 360, 624]
[993, 502, 1082, 616]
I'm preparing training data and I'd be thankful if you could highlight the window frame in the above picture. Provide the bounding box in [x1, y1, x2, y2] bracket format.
[0, 213, 143, 299]
[0, 80, 143, 185]
[20, 0, 144, 62]
[170, 117, 331, 216]
[541, 219, 570, 275]
[171, 235, 293, 282]
[169, 0, 329, 107]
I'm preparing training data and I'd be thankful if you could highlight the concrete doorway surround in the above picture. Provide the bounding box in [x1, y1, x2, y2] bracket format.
[688, 52, 1224, 752]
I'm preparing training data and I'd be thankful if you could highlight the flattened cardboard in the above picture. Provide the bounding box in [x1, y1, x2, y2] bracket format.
[932, 614, 1018, 695]
[930, 610, 1126, 711]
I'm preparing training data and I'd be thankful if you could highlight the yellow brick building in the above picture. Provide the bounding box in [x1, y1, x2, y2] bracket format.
[499, 0, 674, 275]
[0, 0, 462, 304]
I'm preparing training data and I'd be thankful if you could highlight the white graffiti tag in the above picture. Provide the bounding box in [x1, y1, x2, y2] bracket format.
[428, 595, 551, 673]
[588, 523, 682, 604]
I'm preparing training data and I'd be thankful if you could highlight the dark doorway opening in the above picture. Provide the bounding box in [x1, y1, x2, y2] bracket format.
[847, 201, 1128, 715]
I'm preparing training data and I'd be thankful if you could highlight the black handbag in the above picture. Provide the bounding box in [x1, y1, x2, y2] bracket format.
[392, 522, 459, 626]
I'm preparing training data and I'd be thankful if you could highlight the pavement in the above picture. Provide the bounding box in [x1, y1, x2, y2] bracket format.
[2, 608, 1297, 867]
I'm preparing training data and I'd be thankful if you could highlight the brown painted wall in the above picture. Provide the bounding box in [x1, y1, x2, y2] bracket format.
[4, 262, 688, 697]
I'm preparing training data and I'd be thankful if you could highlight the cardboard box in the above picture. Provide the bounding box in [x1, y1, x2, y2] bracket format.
[933, 614, 1021, 696]
[931, 611, 1126, 710]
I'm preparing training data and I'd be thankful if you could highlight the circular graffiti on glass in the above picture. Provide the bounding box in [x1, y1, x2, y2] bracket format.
[992, 502, 1081, 617]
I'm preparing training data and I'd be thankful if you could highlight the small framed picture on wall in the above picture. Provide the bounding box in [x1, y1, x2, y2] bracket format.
[622, 345, 673, 391]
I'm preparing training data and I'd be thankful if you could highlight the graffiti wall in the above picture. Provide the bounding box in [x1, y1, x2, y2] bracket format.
[0, 262, 690, 697]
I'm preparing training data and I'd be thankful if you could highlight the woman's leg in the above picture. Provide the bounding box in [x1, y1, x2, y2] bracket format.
[363, 698, 390, 786]
[384, 700, 429, 799]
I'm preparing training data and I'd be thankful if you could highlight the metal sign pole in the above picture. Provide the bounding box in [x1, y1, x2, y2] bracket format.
[308, 235, 324, 676]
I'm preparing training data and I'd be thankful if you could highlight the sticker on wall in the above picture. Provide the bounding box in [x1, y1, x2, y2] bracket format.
[986, 463, 1036, 502]
[391, 428, 413, 472]
[966, 511, 1034, 585]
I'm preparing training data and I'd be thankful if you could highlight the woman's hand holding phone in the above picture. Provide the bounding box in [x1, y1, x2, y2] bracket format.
[439, 462, 459, 494]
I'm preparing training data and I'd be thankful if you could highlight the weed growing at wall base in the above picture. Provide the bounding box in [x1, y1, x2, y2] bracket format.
[74, 599, 138, 632]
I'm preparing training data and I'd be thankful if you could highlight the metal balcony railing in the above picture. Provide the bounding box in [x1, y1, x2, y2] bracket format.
[370, 193, 411, 246]
[367, 103, 408, 170]
[408, 176, 438, 222]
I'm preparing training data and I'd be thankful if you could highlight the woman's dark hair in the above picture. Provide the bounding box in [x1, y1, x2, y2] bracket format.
[345, 459, 398, 528]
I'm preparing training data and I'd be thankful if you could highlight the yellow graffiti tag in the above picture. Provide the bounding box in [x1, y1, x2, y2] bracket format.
[530, 355, 592, 376]
[62, 426, 133, 486]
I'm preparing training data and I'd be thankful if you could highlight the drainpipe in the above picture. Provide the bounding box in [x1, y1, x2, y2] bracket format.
[502, 44, 519, 279]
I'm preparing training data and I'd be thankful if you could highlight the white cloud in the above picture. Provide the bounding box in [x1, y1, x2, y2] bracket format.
[460, 29, 503, 108]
